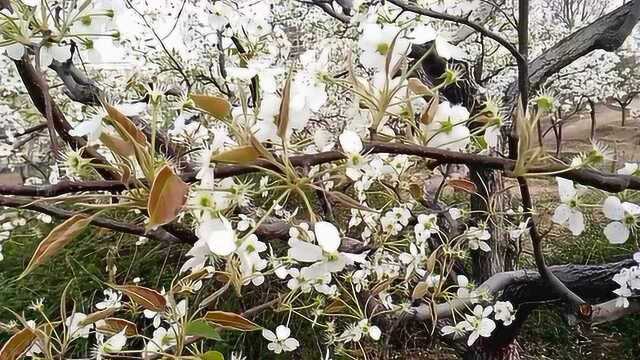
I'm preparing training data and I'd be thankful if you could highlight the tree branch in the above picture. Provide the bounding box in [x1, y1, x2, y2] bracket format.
[387, 0, 524, 63]
[13, 58, 119, 180]
[3, 142, 640, 197]
[505, 0, 640, 107]
[409, 257, 636, 322]
[0, 195, 181, 243]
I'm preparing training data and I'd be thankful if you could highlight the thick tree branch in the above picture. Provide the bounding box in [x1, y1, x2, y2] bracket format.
[505, 0, 640, 107]
[590, 298, 640, 325]
[3, 141, 640, 197]
[49, 60, 101, 105]
[409, 257, 636, 322]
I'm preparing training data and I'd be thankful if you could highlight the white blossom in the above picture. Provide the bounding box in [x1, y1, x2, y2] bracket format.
[262, 325, 300, 354]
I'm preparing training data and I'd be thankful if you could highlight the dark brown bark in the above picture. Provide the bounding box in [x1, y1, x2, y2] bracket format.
[470, 166, 515, 283]
[588, 98, 597, 139]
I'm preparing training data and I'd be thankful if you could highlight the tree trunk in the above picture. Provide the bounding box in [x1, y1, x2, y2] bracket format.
[536, 106, 543, 146]
[469, 166, 515, 283]
[621, 105, 628, 127]
[463, 342, 522, 360]
[588, 98, 596, 139]
[554, 108, 563, 157]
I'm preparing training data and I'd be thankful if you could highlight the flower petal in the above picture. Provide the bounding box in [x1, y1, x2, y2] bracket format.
[339, 130, 363, 154]
[315, 221, 341, 253]
[603, 196, 624, 220]
[552, 204, 571, 224]
[275, 325, 290, 341]
[567, 210, 585, 236]
[556, 177, 576, 203]
[288, 240, 323, 262]
[604, 221, 630, 244]
[262, 329, 277, 342]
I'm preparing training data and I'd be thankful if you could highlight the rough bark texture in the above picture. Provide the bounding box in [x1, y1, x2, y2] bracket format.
[505, 0, 640, 107]
[470, 167, 515, 283]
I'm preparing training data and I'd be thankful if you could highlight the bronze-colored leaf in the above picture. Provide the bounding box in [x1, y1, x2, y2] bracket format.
[324, 299, 346, 314]
[146, 165, 189, 231]
[326, 192, 378, 213]
[0, 327, 35, 360]
[104, 104, 147, 145]
[96, 318, 139, 336]
[369, 279, 393, 297]
[408, 183, 424, 202]
[113, 285, 166, 312]
[192, 94, 231, 119]
[408, 78, 432, 96]
[100, 133, 134, 157]
[447, 178, 478, 193]
[204, 311, 260, 331]
[412, 281, 430, 300]
[18, 214, 93, 280]
[419, 95, 439, 125]
[425, 250, 439, 273]
[277, 70, 293, 139]
[79, 308, 117, 326]
[212, 145, 260, 164]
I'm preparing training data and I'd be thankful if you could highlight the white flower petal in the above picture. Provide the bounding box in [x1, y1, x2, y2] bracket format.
[5, 43, 25, 60]
[339, 130, 363, 154]
[556, 177, 576, 203]
[567, 210, 585, 236]
[315, 221, 341, 253]
[283, 337, 299, 351]
[198, 218, 237, 256]
[275, 325, 290, 341]
[467, 331, 480, 346]
[288, 240, 323, 262]
[603, 196, 624, 220]
[552, 204, 571, 224]
[368, 325, 381, 340]
[435, 37, 465, 60]
[622, 202, 640, 216]
[604, 221, 630, 244]
[262, 329, 277, 342]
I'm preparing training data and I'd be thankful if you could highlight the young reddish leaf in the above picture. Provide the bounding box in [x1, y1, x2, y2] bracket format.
[0, 327, 35, 360]
[420, 95, 439, 125]
[18, 214, 93, 280]
[113, 285, 166, 312]
[191, 94, 231, 119]
[324, 299, 346, 314]
[412, 281, 430, 300]
[104, 104, 147, 145]
[408, 78, 432, 96]
[211, 145, 260, 164]
[447, 178, 478, 193]
[100, 133, 134, 157]
[96, 318, 139, 336]
[204, 311, 260, 331]
[277, 70, 293, 139]
[146, 165, 189, 231]
[79, 308, 117, 326]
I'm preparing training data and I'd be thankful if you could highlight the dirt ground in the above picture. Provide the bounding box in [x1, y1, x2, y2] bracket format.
[541, 97, 640, 161]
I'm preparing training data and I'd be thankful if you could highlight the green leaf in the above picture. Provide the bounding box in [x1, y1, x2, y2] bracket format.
[201, 351, 224, 360]
[185, 319, 223, 341]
